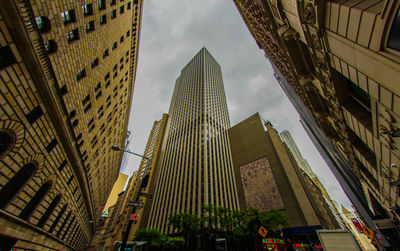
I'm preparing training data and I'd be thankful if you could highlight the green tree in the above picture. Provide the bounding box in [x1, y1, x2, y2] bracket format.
[133, 228, 166, 249]
[169, 212, 201, 249]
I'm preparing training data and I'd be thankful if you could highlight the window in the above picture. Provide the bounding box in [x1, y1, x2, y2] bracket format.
[84, 103, 92, 113]
[127, 2, 131, 10]
[110, 0, 116, 6]
[91, 58, 99, 68]
[85, 21, 95, 32]
[104, 72, 110, 80]
[98, 0, 106, 10]
[44, 40, 57, 54]
[61, 216, 75, 240]
[111, 9, 117, 19]
[112, 42, 117, 50]
[126, 30, 130, 37]
[95, 82, 101, 91]
[58, 160, 67, 171]
[82, 4, 93, 16]
[46, 139, 58, 152]
[105, 80, 110, 88]
[388, 8, 400, 51]
[120, 5, 124, 14]
[120, 36, 124, 43]
[96, 90, 102, 99]
[26, 106, 43, 124]
[19, 182, 51, 220]
[0, 163, 37, 209]
[100, 14, 107, 25]
[120, 57, 124, 63]
[37, 195, 61, 228]
[59, 85, 68, 96]
[0, 130, 14, 156]
[82, 95, 91, 105]
[61, 9, 76, 24]
[35, 16, 50, 33]
[103, 49, 109, 58]
[0, 46, 16, 70]
[113, 64, 117, 71]
[66, 29, 79, 42]
[49, 204, 67, 233]
[76, 69, 86, 81]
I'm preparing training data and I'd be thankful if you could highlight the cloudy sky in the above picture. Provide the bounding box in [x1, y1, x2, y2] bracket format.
[123, 0, 352, 209]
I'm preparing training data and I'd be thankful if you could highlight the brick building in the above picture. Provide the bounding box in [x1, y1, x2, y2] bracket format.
[0, 0, 142, 249]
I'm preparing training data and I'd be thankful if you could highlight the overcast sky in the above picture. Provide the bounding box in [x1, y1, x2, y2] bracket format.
[122, 0, 352, 209]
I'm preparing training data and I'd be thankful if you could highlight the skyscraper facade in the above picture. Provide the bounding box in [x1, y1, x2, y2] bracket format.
[148, 48, 239, 233]
[280, 130, 315, 177]
[0, 0, 142, 249]
[233, 0, 400, 247]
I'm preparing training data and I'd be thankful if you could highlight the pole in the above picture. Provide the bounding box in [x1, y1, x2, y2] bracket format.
[123, 149, 151, 160]
[120, 206, 136, 251]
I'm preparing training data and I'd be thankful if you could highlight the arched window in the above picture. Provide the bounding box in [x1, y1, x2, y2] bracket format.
[56, 211, 71, 237]
[49, 204, 67, 233]
[37, 194, 61, 228]
[0, 130, 15, 156]
[0, 163, 37, 209]
[19, 181, 51, 220]
[62, 216, 75, 240]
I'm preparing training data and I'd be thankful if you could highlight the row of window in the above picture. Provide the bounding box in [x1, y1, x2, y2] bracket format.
[77, 33, 130, 82]
[61, 1, 133, 26]
[0, 161, 85, 246]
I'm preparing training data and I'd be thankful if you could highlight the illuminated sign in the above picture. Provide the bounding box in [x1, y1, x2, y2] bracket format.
[263, 238, 285, 244]
[292, 243, 304, 247]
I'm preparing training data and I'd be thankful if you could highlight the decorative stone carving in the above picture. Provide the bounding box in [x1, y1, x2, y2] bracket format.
[311, 33, 322, 50]
[303, 3, 316, 25]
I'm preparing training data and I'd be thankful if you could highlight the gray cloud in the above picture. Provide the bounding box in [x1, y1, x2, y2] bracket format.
[126, 0, 351, 209]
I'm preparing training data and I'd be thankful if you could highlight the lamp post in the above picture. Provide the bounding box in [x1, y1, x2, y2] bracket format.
[111, 145, 152, 251]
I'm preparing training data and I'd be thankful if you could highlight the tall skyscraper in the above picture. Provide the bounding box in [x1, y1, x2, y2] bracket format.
[0, 0, 142, 249]
[279, 130, 315, 178]
[148, 48, 239, 233]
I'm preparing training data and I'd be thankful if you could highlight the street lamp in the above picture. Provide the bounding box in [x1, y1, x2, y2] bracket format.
[111, 145, 152, 251]
[111, 145, 151, 160]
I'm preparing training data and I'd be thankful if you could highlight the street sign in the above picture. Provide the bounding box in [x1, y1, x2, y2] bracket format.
[130, 213, 138, 220]
[258, 226, 268, 238]
[137, 192, 153, 198]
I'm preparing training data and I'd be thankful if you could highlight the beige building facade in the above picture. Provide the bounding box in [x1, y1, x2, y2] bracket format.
[0, 0, 142, 249]
[103, 173, 128, 212]
[233, 0, 400, 247]
[229, 113, 339, 229]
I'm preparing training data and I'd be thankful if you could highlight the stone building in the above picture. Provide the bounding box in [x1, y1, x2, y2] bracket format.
[0, 0, 142, 249]
[233, 0, 400, 247]
[228, 113, 339, 230]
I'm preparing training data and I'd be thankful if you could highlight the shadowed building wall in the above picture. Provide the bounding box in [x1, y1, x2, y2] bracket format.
[229, 113, 338, 229]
